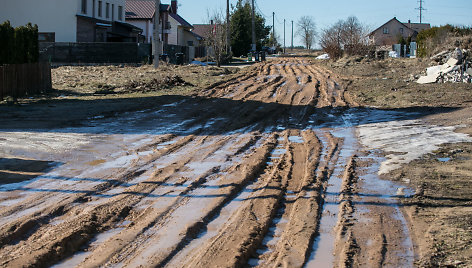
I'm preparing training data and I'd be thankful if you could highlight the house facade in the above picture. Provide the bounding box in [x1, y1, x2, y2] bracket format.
[167, 14, 201, 46]
[369, 17, 430, 47]
[0, 0, 141, 42]
[125, 0, 171, 44]
[125, 0, 202, 47]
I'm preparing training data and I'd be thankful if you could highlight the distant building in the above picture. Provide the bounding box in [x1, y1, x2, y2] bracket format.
[192, 24, 215, 42]
[126, 0, 202, 46]
[125, 0, 172, 44]
[368, 17, 430, 47]
[0, 0, 142, 42]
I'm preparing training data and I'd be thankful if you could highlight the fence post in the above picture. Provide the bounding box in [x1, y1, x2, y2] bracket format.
[0, 66, 4, 101]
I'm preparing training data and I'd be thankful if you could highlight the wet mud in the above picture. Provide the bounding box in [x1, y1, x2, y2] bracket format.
[0, 59, 470, 267]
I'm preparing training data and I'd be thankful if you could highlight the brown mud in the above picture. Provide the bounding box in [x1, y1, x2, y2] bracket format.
[0, 58, 469, 267]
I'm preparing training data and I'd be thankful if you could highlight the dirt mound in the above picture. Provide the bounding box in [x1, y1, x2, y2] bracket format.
[123, 75, 194, 93]
[50, 64, 239, 98]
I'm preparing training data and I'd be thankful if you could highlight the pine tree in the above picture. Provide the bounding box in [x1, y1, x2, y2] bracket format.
[230, 0, 270, 57]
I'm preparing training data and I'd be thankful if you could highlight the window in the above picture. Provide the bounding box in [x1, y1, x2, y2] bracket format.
[383, 27, 389, 34]
[106, 3, 110, 18]
[38, 32, 55, 42]
[399, 27, 404, 34]
[112, 4, 114, 21]
[98, 1, 102, 17]
[92, 0, 95, 17]
[118, 5, 123, 21]
[81, 0, 87, 14]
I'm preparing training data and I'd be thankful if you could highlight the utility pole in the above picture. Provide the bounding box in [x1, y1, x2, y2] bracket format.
[226, 0, 230, 54]
[416, 0, 426, 23]
[153, 0, 161, 68]
[291, 20, 293, 51]
[283, 19, 286, 54]
[272, 12, 275, 47]
[251, 0, 256, 51]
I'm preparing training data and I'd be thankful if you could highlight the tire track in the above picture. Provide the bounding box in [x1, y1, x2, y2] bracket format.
[0, 58, 396, 268]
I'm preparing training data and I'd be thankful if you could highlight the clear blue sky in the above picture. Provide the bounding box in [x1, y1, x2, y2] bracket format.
[174, 0, 472, 46]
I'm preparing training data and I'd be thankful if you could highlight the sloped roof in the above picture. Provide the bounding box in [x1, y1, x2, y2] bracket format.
[192, 24, 213, 38]
[169, 13, 193, 29]
[369, 17, 431, 36]
[125, 2, 170, 20]
[126, 1, 155, 19]
[408, 23, 431, 32]
[190, 30, 204, 40]
[368, 17, 410, 36]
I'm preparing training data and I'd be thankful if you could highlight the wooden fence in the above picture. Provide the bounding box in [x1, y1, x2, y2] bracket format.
[0, 62, 52, 100]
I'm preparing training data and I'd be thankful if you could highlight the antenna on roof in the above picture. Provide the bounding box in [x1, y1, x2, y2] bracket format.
[416, 0, 426, 23]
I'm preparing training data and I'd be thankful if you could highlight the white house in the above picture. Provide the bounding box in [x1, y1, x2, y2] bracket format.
[166, 1, 201, 47]
[125, 0, 171, 44]
[125, 0, 201, 47]
[0, 0, 141, 42]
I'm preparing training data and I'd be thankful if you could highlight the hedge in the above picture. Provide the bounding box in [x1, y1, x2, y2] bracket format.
[0, 21, 39, 64]
[417, 24, 472, 57]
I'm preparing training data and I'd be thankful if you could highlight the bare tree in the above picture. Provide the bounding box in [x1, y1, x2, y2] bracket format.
[204, 9, 228, 67]
[340, 16, 368, 55]
[296, 16, 317, 50]
[320, 16, 369, 59]
[319, 20, 344, 59]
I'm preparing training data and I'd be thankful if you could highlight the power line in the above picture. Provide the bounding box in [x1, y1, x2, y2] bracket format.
[254, 0, 269, 19]
[416, 0, 426, 23]
[274, 14, 283, 25]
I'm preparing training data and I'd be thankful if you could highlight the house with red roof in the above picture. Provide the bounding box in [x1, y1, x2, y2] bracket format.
[125, 0, 202, 46]
[126, 0, 171, 43]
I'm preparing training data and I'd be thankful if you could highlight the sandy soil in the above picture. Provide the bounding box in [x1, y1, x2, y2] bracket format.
[0, 58, 471, 267]
[319, 55, 472, 267]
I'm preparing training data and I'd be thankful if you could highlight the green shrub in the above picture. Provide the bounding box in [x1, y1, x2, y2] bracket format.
[0, 21, 39, 64]
[417, 24, 472, 57]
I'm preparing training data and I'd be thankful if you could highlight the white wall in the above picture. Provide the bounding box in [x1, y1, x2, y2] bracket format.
[168, 16, 179, 45]
[80, 0, 125, 22]
[128, 19, 152, 43]
[0, 0, 77, 42]
[0, 0, 127, 42]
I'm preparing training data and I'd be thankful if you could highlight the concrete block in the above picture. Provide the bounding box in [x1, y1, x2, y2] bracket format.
[440, 63, 450, 71]
[417, 73, 439, 84]
[426, 65, 441, 76]
[466, 68, 472, 76]
[447, 57, 459, 66]
[442, 65, 460, 74]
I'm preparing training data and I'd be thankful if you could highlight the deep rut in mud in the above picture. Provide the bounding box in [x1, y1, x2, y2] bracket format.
[1, 58, 469, 267]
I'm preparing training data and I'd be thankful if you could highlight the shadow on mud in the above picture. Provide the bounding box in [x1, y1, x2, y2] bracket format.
[0, 158, 59, 185]
[0, 95, 460, 136]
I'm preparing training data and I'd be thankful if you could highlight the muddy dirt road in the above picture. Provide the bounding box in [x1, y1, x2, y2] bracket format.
[0, 59, 470, 267]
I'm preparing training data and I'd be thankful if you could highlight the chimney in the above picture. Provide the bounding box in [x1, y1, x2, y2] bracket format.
[171, 0, 177, 14]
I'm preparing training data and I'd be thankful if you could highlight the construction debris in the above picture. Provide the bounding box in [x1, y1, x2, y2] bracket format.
[316, 53, 330, 60]
[417, 49, 471, 84]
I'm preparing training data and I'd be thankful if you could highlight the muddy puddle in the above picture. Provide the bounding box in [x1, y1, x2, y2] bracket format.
[302, 108, 471, 267]
[1, 60, 472, 267]
[1, 105, 470, 267]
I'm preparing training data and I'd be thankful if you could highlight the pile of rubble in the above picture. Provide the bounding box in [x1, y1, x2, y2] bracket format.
[417, 48, 471, 84]
[123, 75, 193, 93]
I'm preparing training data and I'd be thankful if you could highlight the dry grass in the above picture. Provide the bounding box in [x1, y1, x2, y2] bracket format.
[318, 57, 472, 109]
[50, 64, 240, 100]
[394, 142, 472, 267]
